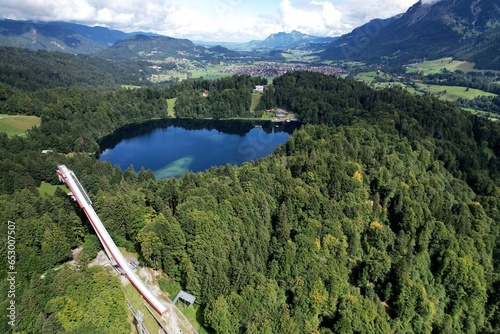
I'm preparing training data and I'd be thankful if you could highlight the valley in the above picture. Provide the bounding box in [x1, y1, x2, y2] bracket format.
[142, 53, 499, 121]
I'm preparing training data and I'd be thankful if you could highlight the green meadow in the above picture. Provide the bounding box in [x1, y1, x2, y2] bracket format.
[0, 114, 41, 137]
[167, 98, 177, 117]
[413, 83, 497, 102]
[405, 57, 490, 75]
[250, 92, 262, 112]
[38, 182, 70, 197]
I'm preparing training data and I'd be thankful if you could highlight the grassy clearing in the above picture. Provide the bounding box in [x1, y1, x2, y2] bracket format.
[151, 63, 238, 83]
[354, 71, 407, 88]
[406, 57, 481, 75]
[413, 83, 497, 101]
[261, 111, 275, 120]
[406, 57, 475, 74]
[250, 92, 262, 112]
[188, 66, 233, 80]
[483, 147, 495, 159]
[155, 276, 208, 333]
[180, 304, 209, 334]
[38, 182, 69, 197]
[264, 76, 276, 84]
[354, 71, 380, 85]
[373, 81, 406, 89]
[462, 107, 500, 122]
[123, 283, 161, 334]
[158, 277, 181, 299]
[167, 98, 176, 117]
[282, 50, 318, 62]
[405, 86, 425, 96]
[0, 114, 40, 137]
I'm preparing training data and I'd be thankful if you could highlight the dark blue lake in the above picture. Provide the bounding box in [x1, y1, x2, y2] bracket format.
[98, 119, 300, 179]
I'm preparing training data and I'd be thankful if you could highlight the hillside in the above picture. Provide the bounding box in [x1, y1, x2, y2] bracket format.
[0, 16, 499, 332]
[0, 46, 153, 91]
[0, 69, 499, 333]
[99, 34, 246, 61]
[0, 20, 131, 54]
[321, 0, 500, 69]
[99, 34, 203, 60]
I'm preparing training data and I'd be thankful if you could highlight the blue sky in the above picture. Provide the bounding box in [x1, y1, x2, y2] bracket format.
[0, 0, 423, 42]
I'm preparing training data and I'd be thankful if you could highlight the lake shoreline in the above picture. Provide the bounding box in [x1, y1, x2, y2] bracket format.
[98, 118, 301, 179]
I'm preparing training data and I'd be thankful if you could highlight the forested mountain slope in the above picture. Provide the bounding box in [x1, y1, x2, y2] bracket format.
[0, 71, 499, 333]
[321, 0, 500, 69]
[0, 46, 153, 91]
[0, 20, 131, 53]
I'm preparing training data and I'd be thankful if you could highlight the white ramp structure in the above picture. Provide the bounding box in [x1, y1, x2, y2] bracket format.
[56, 164, 168, 316]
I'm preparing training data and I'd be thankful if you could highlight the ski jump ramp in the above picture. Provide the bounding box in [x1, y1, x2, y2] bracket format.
[56, 164, 168, 316]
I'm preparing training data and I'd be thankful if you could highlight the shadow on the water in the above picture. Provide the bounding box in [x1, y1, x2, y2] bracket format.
[97, 118, 300, 156]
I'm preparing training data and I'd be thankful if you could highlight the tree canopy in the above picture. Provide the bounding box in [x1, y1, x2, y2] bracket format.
[0, 68, 499, 333]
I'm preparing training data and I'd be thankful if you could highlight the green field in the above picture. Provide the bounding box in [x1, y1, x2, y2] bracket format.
[123, 283, 160, 334]
[167, 98, 177, 117]
[483, 147, 496, 159]
[354, 71, 381, 85]
[413, 83, 497, 101]
[157, 277, 208, 333]
[261, 111, 275, 120]
[373, 81, 406, 89]
[0, 114, 41, 136]
[250, 92, 262, 112]
[188, 66, 235, 80]
[406, 57, 482, 75]
[151, 63, 236, 83]
[281, 50, 318, 62]
[354, 71, 406, 88]
[180, 304, 209, 334]
[405, 86, 425, 96]
[462, 107, 500, 122]
[38, 182, 69, 197]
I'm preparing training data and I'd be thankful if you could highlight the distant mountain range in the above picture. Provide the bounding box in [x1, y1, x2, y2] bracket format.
[193, 31, 337, 51]
[98, 34, 207, 60]
[0, 20, 285, 61]
[0, 20, 131, 54]
[0, 19, 334, 58]
[98, 34, 283, 61]
[1, 3, 499, 71]
[321, 0, 500, 69]
[234, 30, 337, 51]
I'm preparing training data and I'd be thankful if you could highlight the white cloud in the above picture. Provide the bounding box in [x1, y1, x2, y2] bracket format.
[95, 8, 134, 24]
[0, 0, 97, 21]
[278, 0, 349, 36]
[421, 0, 442, 4]
[277, 0, 420, 37]
[336, 0, 417, 25]
[0, 0, 424, 42]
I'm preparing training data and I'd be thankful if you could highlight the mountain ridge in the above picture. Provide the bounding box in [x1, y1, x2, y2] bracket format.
[235, 30, 337, 51]
[98, 34, 207, 60]
[321, 0, 500, 69]
[0, 19, 134, 54]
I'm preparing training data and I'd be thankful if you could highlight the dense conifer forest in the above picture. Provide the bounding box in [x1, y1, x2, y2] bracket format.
[0, 47, 499, 333]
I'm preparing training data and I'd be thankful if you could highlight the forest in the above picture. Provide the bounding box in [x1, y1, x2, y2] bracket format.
[0, 57, 499, 334]
[172, 75, 267, 119]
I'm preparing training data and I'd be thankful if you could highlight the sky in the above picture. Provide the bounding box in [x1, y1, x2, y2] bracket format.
[0, 0, 430, 42]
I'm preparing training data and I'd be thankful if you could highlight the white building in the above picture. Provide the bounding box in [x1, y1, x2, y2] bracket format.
[254, 85, 265, 93]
